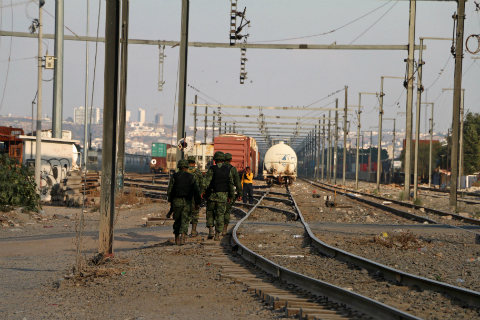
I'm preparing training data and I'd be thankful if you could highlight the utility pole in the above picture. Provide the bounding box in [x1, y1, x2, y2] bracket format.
[404, 0, 417, 201]
[212, 111, 215, 140]
[322, 116, 325, 181]
[35, 2, 44, 194]
[52, 0, 64, 138]
[334, 99, 339, 184]
[83, 0, 90, 169]
[450, 0, 466, 206]
[193, 95, 197, 145]
[377, 81, 384, 191]
[176, 0, 189, 161]
[99, 0, 121, 255]
[117, 0, 129, 192]
[343, 86, 348, 185]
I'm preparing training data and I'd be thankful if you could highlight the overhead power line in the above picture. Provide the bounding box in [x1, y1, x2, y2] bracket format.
[251, 0, 395, 43]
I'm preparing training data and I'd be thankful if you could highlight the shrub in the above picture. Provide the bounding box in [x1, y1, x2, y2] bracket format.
[0, 154, 41, 212]
[398, 191, 405, 201]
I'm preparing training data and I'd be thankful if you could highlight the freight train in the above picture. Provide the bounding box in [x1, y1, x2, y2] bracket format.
[263, 141, 297, 185]
[86, 149, 151, 174]
[213, 133, 260, 176]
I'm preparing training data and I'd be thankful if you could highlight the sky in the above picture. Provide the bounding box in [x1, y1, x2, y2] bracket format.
[0, 0, 479, 145]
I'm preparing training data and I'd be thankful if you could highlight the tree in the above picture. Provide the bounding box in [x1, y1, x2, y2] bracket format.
[463, 123, 480, 175]
[461, 112, 480, 175]
[66, 117, 74, 123]
[400, 141, 443, 177]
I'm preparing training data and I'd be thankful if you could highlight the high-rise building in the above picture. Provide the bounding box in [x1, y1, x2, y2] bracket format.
[138, 108, 146, 124]
[126, 111, 131, 122]
[155, 113, 163, 125]
[74, 107, 101, 124]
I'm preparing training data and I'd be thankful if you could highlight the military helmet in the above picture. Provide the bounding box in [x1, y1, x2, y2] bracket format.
[187, 156, 196, 163]
[224, 153, 232, 161]
[177, 159, 189, 169]
[213, 151, 225, 161]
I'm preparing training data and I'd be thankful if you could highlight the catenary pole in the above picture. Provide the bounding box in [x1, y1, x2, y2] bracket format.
[117, 0, 129, 192]
[83, 0, 90, 170]
[450, 0, 466, 206]
[99, 0, 121, 255]
[459, 90, 464, 186]
[176, 0, 189, 161]
[52, 0, 64, 138]
[421, 103, 434, 188]
[322, 116, 325, 181]
[404, 0, 416, 201]
[413, 38, 424, 200]
[355, 94, 361, 189]
[334, 99, 339, 184]
[35, 2, 44, 194]
[204, 106, 207, 143]
[343, 86, 348, 185]
[193, 95, 197, 145]
[317, 123, 320, 180]
[327, 111, 331, 183]
[377, 79, 384, 191]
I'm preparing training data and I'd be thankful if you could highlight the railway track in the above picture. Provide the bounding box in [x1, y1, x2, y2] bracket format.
[228, 181, 480, 319]
[303, 178, 480, 228]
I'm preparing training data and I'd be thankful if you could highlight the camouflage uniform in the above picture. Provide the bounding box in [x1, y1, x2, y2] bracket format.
[223, 154, 242, 227]
[201, 152, 236, 238]
[167, 160, 201, 245]
[187, 156, 204, 225]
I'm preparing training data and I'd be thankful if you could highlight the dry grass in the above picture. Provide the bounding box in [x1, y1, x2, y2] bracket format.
[115, 187, 152, 207]
[68, 255, 132, 284]
[373, 231, 423, 250]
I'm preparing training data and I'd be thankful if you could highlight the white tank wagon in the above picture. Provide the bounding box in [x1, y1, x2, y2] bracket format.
[263, 141, 297, 185]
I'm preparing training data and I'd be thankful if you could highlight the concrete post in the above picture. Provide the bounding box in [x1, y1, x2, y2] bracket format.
[52, 0, 64, 138]
[176, 0, 189, 161]
[35, 3, 44, 193]
[413, 38, 424, 199]
[377, 79, 384, 191]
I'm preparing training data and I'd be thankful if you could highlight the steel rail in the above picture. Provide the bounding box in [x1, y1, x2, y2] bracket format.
[297, 178, 480, 307]
[308, 178, 480, 226]
[231, 188, 421, 320]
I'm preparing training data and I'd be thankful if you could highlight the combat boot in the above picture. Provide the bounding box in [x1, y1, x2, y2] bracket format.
[191, 223, 198, 237]
[222, 224, 228, 236]
[175, 234, 180, 245]
[180, 234, 187, 245]
[207, 227, 215, 239]
[214, 231, 221, 241]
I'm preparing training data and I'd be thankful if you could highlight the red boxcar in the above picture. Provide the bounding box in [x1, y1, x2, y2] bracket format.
[150, 157, 167, 173]
[214, 134, 260, 176]
[0, 126, 24, 163]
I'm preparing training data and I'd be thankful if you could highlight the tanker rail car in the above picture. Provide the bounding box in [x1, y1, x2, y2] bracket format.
[263, 141, 297, 185]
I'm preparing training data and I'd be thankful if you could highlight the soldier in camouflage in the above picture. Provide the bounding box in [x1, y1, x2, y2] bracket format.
[201, 151, 239, 241]
[167, 159, 202, 245]
[187, 156, 203, 237]
[222, 153, 242, 235]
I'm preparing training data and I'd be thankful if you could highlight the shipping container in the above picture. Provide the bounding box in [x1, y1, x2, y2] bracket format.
[152, 142, 167, 158]
[150, 156, 167, 173]
[0, 126, 24, 163]
[214, 133, 259, 176]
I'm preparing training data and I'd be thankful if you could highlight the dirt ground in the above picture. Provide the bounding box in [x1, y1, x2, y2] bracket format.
[0, 202, 275, 320]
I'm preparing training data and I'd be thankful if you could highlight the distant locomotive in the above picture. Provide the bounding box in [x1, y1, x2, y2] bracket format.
[263, 141, 297, 185]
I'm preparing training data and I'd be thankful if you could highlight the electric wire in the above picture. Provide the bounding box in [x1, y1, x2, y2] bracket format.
[0, 55, 35, 62]
[349, 1, 399, 45]
[425, 55, 451, 90]
[32, 0, 82, 40]
[251, 0, 394, 43]
[0, 0, 14, 112]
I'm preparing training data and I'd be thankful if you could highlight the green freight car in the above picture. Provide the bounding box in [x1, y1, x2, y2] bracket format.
[150, 143, 168, 173]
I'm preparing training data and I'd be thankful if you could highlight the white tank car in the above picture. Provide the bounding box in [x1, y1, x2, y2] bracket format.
[263, 141, 297, 185]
